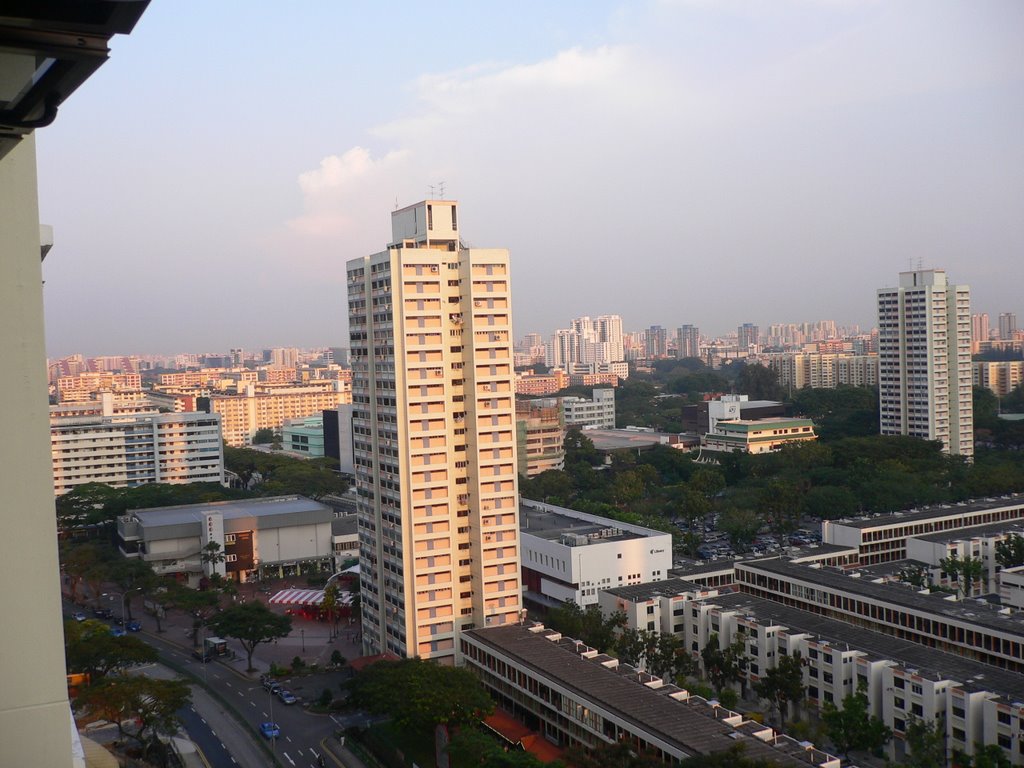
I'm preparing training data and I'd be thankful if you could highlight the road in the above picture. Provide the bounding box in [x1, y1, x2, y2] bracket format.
[66, 600, 347, 767]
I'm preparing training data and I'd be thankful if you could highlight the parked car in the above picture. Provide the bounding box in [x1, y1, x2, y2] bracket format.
[259, 722, 280, 739]
[126, 620, 142, 632]
[277, 689, 297, 705]
[92, 607, 112, 619]
[71, 612, 87, 622]
[110, 626, 127, 637]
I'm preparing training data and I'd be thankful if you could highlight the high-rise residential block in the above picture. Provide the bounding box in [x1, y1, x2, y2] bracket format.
[677, 324, 700, 359]
[737, 322, 760, 351]
[999, 312, 1018, 340]
[971, 313, 990, 354]
[646, 325, 668, 359]
[877, 269, 973, 458]
[347, 200, 522, 663]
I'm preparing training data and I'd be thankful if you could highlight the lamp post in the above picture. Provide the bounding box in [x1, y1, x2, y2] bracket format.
[301, 628, 305, 654]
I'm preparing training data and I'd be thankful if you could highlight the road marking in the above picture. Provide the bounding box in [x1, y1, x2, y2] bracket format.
[200, 718, 207, 724]
[282, 752, 296, 766]
[249, 701, 256, 708]
[237, 691, 244, 697]
[225, 681, 232, 688]
[262, 711, 269, 718]
[286, 736, 292, 743]
[230, 758, 237, 764]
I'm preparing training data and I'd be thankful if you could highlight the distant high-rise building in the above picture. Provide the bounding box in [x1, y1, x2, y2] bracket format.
[877, 269, 973, 458]
[999, 312, 1018, 340]
[230, 347, 244, 366]
[594, 315, 625, 363]
[347, 200, 522, 662]
[737, 323, 760, 351]
[971, 314, 990, 354]
[677, 325, 700, 359]
[646, 325, 668, 359]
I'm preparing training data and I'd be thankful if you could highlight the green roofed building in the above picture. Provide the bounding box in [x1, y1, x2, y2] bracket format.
[702, 417, 816, 454]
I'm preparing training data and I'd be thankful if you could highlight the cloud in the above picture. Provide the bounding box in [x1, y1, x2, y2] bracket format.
[287, 146, 411, 238]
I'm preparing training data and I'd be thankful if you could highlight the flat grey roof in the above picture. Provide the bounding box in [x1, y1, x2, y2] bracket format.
[831, 494, 1024, 530]
[605, 577, 708, 602]
[739, 558, 1024, 635]
[703, 591, 1024, 700]
[131, 495, 332, 538]
[465, 625, 830, 766]
[331, 515, 358, 536]
[671, 559, 739, 577]
[519, 505, 645, 544]
[911, 520, 1024, 545]
[581, 429, 697, 451]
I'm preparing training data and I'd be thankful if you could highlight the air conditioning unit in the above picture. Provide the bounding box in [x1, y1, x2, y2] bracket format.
[430, 266, 439, 273]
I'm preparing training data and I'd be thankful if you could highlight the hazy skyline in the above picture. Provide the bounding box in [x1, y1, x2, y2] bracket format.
[37, 1, 1024, 357]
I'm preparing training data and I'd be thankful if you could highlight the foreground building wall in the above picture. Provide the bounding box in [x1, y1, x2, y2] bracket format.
[0, 135, 74, 767]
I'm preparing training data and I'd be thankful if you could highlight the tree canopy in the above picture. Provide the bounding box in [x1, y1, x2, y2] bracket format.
[206, 600, 292, 671]
[346, 658, 494, 732]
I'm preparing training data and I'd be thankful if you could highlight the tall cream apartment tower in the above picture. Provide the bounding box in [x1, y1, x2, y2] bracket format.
[877, 269, 973, 458]
[347, 200, 522, 663]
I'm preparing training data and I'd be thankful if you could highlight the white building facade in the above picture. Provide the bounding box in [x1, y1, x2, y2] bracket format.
[877, 269, 973, 457]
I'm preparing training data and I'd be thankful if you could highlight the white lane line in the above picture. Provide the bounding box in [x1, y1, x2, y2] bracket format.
[230, 758, 237, 764]
[285, 736, 292, 743]
[262, 711, 269, 718]
[249, 701, 256, 708]
[237, 691, 244, 697]
[200, 718, 207, 724]
[225, 681, 232, 688]
[283, 752, 296, 766]
[210, 730, 216, 737]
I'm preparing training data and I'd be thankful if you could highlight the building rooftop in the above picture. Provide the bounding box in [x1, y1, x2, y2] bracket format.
[828, 494, 1024, 530]
[580, 428, 698, 451]
[331, 515, 358, 536]
[519, 504, 646, 544]
[670, 559, 739, 578]
[465, 624, 834, 766]
[605, 577, 709, 602]
[717, 417, 813, 430]
[910, 519, 1024, 545]
[129, 495, 330, 528]
[704, 591, 1024, 699]
[740, 557, 1024, 636]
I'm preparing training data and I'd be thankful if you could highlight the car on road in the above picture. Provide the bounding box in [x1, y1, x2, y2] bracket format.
[191, 648, 211, 662]
[92, 607, 112, 619]
[276, 689, 297, 705]
[110, 626, 127, 637]
[126, 620, 142, 632]
[262, 678, 282, 694]
[259, 722, 280, 739]
[71, 612, 87, 622]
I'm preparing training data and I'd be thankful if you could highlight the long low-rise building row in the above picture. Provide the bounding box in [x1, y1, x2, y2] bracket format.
[599, 576, 1024, 765]
[823, 494, 1024, 564]
[461, 624, 840, 767]
[734, 558, 1024, 673]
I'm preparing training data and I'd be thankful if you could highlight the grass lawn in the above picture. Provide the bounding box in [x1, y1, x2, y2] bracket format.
[368, 721, 437, 768]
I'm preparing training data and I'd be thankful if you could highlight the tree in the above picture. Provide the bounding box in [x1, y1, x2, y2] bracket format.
[803, 485, 858, 520]
[899, 563, 930, 590]
[753, 652, 804, 728]
[320, 583, 341, 639]
[736, 363, 784, 401]
[547, 601, 625, 654]
[902, 716, 947, 768]
[252, 427, 276, 444]
[65, 619, 158, 680]
[995, 534, 1024, 569]
[162, 581, 220, 647]
[615, 627, 650, 668]
[700, 633, 747, 696]
[960, 555, 985, 597]
[200, 540, 226, 570]
[207, 600, 292, 672]
[446, 727, 547, 768]
[940, 551, 965, 597]
[821, 688, 891, 758]
[565, 738, 666, 768]
[718, 507, 761, 553]
[954, 744, 1013, 768]
[759, 479, 804, 535]
[76, 674, 190, 758]
[60, 541, 115, 605]
[346, 658, 493, 732]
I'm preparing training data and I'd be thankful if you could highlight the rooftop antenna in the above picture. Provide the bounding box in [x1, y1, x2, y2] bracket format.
[428, 184, 436, 199]
[438, 181, 446, 199]
[394, 197, 399, 211]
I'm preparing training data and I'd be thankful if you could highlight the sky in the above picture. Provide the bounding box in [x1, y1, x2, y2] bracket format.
[37, 0, 1024, 357]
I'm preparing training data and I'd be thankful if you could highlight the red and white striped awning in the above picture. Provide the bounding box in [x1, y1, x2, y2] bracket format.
[268, 588, 355, 607]
[269, 589, 324, 606]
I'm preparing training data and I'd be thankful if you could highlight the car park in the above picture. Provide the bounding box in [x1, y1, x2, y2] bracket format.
[277, 689, 297, 705]
[259, 722, 280, 739]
